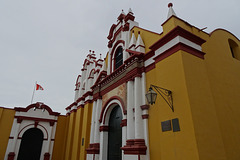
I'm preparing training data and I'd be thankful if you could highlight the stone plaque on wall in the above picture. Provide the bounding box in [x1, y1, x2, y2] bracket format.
[161, 120, 172, 132]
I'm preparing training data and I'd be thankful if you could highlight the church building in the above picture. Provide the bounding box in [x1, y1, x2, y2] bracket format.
[1, 3, 240, 160]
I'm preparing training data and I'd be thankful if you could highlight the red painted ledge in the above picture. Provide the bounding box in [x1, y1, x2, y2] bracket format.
[121, 139, 147, 155]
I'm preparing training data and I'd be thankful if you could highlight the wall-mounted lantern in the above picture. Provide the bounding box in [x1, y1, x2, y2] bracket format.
[145, 85, 174, 112]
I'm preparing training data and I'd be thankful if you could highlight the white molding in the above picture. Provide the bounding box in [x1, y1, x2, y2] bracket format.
[144, 35, 202, 68]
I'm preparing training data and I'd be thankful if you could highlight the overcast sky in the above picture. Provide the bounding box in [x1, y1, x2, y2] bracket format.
[0, 0, 239, 114]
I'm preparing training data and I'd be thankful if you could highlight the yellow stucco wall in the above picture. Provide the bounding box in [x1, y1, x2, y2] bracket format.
[146, 52, 200, 160]
[71, 107, 84, 160]
[52, 115, 68, 160]
[64, 111, 76, 160]
[0, 107, 15, 160]
[202, 30, 240, 160]
[146, 15, 240, 160]
[131, 26, 162, 53]
[79, 103, 93, 160]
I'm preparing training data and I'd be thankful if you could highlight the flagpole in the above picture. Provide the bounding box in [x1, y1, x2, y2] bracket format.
[31, 81, 37, 104]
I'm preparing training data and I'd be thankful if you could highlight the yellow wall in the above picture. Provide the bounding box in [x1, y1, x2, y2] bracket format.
[147, 15, 240, 160]
[62, 103, 93, 160]
[0, 107, 15, 160]
[79, 103, 93, 160]
[146, 52, 200, 160]
[131, 27, 162, 53]
[71, 107, 84, 160]
[52, 115, 68, 160]
[202, 30, 240, 160]
[64, 111, 76, 160]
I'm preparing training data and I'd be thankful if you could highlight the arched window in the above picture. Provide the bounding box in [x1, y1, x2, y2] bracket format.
[114, 47, 123, 70]
[229, 39, 240, 60]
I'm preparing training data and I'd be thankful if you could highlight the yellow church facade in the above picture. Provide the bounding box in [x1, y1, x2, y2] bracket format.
[1, 3, 240, 160]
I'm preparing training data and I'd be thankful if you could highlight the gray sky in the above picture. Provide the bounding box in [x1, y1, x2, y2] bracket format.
[0, 0, 239, 114]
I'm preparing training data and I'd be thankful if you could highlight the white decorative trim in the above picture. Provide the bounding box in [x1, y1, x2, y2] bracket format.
[144, 35, 202, 68]
[4, 105, 58, 160]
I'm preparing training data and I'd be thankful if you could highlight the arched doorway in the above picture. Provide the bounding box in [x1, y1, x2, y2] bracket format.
[108, 105, 122, 160]
[17, 128, 44, 160]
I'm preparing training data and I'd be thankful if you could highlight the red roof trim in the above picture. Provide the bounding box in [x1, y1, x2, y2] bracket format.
[15, 103, 60, 116]
[150, 26, 206, 51]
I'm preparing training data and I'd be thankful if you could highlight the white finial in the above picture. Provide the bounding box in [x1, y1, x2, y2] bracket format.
[135, 31, 145, 53]
[128, 31, 137, 50]
[128, 8, 133, 14]
[122, 9, 126, 15]
[167, 3, 177, 19]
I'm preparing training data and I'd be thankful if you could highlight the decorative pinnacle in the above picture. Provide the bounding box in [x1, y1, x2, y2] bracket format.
[128, 8, 133, 14]
[168, 3, 173, 8]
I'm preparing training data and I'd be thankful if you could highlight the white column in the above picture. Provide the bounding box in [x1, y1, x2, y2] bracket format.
[141, 72, 150, 160]
[94, 99, 102, 143]
[90, 101, 97, 144]
[43, 124, 53, 154]
[12, 123, 20, 151]
[122, 114, 127, 159]
[134, 76, 144, 139]
[122, 31, 129, 61]
[49, 121, 57, 160]
[99, 127, 108, 160]
[127, 80, 135, 140]
[107, 49, 111, 75]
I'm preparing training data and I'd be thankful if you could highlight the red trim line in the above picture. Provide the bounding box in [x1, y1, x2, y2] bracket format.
[99, 96, 125, 123]
[121, 139, 147, 155]
[141, 105, 150, 110]
[120, 119, 127, 127]
[107, 24, 117, 40]
[124, 12, 135, 22]
[153, 42, 205, 63]
[15, 103, 60, 116]
[44, 153, 50, 160]
[99, 126, 109, 132]
[86, 143, 100, 154]
[150, 26, 206, 51]
[15, 116, 57, 125]
[144, 63, 155, 72]
[135, 45, 145, 50]
[142, 114, 149, 119]
[143, 50, 155, 61]
[108, 26, 123, 48]
[17, 123, 48, 140]
[110, 40, 125, 72]
[7, 152, 15, 160]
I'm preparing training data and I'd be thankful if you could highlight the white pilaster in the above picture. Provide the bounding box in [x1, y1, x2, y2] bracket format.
[141, 72, 150, 160]
[13, 122, 21, 153]
[134, 77, 144, 139]
[99, 129, 108, 160]
[45, 124, 53, 153]
[90, 101, 97, 144]
[94, 99, 102, 143]
[127, 80, 135, 140]
[122, 114, 127, 146]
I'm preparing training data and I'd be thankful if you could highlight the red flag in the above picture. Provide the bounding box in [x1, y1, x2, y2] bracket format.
[36, 84, 44, 90]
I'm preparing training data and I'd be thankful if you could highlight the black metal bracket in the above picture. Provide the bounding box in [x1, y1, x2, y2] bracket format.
[150, 84, 174, 112]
